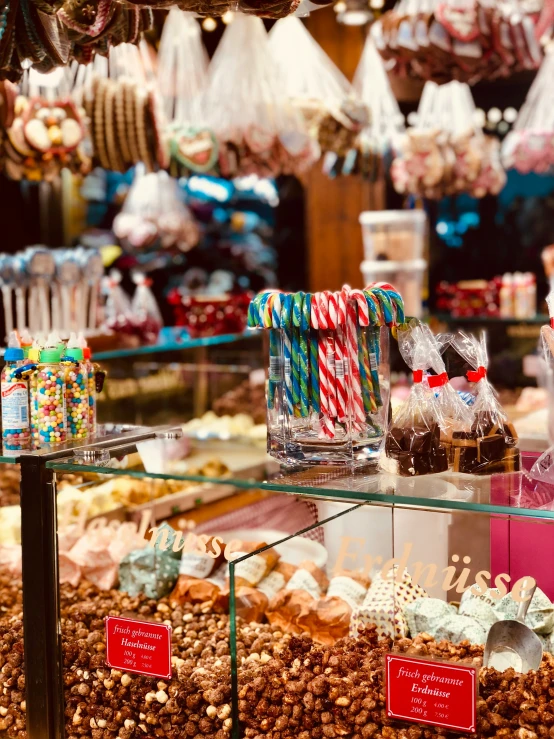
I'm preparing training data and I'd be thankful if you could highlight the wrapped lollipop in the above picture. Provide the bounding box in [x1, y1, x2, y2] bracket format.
[53, 250, 81, 335]
[0, 255, 14, 339]
[25, 247, 55, 335]
[449, 330, 520, 474]
[383, 320, 467, 476]
[130, 273, 164, 343]
[11, 255, 29, 334]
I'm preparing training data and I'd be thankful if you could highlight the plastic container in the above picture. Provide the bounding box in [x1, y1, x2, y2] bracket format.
[1, 333, 31, 453]
[62, 337, 89, 441]
[359, 210, 426, 262]
[34, 346, 67, 447]
[361, 259, 426, 318]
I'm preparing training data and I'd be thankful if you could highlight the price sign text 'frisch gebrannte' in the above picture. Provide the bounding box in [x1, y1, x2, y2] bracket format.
[105, 616, 172, 680]
[386, 654, 477, 733]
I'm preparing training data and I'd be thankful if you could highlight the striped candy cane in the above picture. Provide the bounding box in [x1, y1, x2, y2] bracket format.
[321, 292, 337, 422]
[311, 292, 334, 439]
[343, 286, 367, 431]
[335, 291, 349, 425]
[280, 294, 294, 417]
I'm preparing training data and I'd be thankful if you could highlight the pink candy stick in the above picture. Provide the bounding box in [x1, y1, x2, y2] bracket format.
[311, 292, 333, 439]
[334, 291, 349, 424]
[343, 286, 366, 431]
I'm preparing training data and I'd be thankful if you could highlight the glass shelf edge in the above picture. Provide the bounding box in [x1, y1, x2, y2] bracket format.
[46, 461, 554, 520]
[92, 329, 259, 360]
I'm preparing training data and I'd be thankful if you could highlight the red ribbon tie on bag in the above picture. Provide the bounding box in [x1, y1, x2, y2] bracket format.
[427, 372, 449, 388]
[466, 366, 487, 382]
[550, 318, 554, 329]
[413, 370, 423, 383]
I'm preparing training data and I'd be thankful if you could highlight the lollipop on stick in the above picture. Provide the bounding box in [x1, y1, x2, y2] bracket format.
[0, 256, 15, 339]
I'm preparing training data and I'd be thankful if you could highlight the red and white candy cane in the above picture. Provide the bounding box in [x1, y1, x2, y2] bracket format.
[322, 291, 338, 421]
[311, 292, 334, 439]
[342, 286, 366, 430]
[334, 291, 349, 424]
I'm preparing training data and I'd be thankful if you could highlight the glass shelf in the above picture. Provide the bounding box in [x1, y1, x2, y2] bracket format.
[47, 437, 554, 521]
[93, 328, 259, 360]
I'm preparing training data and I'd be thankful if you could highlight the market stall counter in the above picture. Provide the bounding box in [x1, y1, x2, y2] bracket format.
[3, 425, 552, 739]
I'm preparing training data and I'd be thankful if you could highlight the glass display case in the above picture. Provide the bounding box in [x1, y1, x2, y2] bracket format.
[4, 425, 554, 739]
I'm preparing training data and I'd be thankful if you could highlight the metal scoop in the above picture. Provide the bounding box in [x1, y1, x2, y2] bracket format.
[483, 584, 543, 673]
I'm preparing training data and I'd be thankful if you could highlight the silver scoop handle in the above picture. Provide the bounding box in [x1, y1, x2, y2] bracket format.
[516, 582, 537, 623]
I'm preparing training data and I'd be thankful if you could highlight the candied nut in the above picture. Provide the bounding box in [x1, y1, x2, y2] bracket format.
[103, 679, 114, 690]
[120, 674, 131, 687]
[336, 697, 351, 707]
[206, 706, 217, 718]
[155, 690, 168, 704]
[145, 692, 156, 703]
[217, 704, 231, 720]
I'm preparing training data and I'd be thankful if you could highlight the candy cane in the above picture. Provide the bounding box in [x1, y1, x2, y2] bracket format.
[342, 287, 365, 430]
[333, 291, 348, 424]
[322, 292, 337, 421]
[267, 292, 281, 410]
[312, 292, 333, 439]
[280, 293, 294, 417]
[293, 292, 309, 417]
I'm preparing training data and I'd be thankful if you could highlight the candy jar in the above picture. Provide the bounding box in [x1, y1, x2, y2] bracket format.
[27, 341, 41, 449]
[62, 334, 89, 441]
[1, 332, 31, 453]
[35, 342, 67, 447]
[78, 334, 96, 436]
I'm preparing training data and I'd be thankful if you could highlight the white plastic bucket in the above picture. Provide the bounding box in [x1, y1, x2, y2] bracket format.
[359, 210, 426, 262]
[361, 258, 426, 318]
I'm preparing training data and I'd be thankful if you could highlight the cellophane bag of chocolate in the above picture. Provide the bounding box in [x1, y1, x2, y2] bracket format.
[382, 320, 467, 476]
[449, 330, 520, 474]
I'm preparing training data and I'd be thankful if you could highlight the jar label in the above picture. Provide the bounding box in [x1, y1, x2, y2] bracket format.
[1, 382, 29, 429]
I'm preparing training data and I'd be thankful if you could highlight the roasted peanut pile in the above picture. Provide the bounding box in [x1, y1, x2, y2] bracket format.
[2, 575, 554, 739]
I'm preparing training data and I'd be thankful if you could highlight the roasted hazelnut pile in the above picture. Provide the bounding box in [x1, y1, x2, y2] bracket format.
[3, 575, 554, 739]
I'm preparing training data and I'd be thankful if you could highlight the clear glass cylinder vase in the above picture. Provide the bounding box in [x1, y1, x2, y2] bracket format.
[266, 321, 390, 466]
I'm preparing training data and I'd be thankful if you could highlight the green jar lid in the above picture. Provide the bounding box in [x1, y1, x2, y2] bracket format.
[62, 348, 84, 361]
[40, 347, 63, 362]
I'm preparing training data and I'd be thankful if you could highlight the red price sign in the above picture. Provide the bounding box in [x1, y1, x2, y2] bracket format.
[105, 616, 172, 680]
[385, 654, 477, 733]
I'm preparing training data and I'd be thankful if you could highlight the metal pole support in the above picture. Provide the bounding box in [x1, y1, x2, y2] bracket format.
[20, 454, 64, 739]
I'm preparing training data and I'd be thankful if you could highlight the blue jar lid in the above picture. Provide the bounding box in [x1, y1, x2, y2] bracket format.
[4, 348, 24, 361]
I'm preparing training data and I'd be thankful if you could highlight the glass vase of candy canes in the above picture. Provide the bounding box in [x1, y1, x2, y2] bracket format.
[248, 284, 404, 466]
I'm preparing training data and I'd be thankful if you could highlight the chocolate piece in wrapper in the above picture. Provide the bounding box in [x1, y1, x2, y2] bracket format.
[267, 588, 314, 634]
[493, 587, 554, 635]
[410, 423, 439, 453]
[228, 541, 280, 588]
[235, 586, 269, 623]
[471, 410, 496, 437]
[478, 434, 506, 464]
[385, 426, 405, 455]
[351, 567, 428, 639]
[258, 561, 297, 599]
[405, 597, 454, 638]
[169, 574, 224, 606]
[433, 614, 488, 645]
[299, 597, 351, 645]
[429, 445, 449, 473]
[119, 547, 180, 599]
[396, 451, 429, 476]
[285, 560, 329, 599]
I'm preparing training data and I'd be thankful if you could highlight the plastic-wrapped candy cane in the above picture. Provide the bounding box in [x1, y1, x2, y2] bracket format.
[248, 283, 405, 465]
